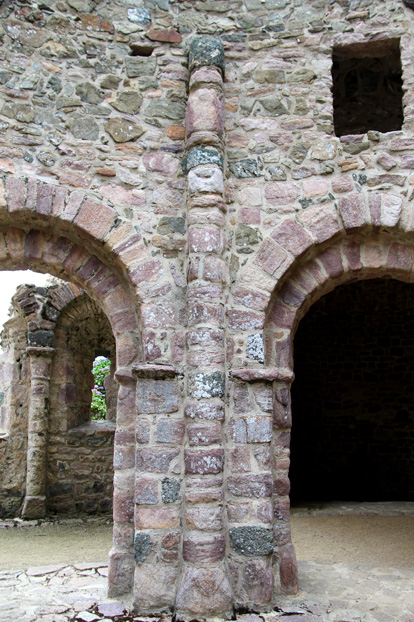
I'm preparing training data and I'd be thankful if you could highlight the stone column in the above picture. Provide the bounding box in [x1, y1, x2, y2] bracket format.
[108, 368, 136, 598]
[176, 36, 233, 617]
[229, 368, 298, 607]
[272, 379, 299, 595]
[21, 345, 55, 520]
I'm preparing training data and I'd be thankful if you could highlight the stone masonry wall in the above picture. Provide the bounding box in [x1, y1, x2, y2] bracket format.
[1, 0, 414, 617]
[0, 282, 116, 517]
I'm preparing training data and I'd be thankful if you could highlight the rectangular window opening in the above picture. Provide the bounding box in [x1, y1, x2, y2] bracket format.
[332, 38, 404, 137]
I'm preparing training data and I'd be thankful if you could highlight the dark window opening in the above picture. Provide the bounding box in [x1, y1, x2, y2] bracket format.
[290, 279, 414, 504]
[332, 39, 404, 136]
[129, 43, 154, 57]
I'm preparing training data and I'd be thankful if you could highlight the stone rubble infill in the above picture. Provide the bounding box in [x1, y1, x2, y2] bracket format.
[0, 561, 413, 622]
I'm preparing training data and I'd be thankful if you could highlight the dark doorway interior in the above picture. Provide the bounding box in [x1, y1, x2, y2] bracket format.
[290, 279, 414, 503]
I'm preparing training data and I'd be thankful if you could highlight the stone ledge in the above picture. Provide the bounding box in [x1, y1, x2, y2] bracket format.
[230, 368, 294, 383]
[131, 363, 181, 379]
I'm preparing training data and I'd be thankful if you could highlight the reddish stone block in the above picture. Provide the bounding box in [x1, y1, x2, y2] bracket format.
[6, 177, 25, 212]
[187, 329, 223, 347]
[188, 422, 222, 446]
[185, 507, 223, 531]
[271, 218, 313, 257]
[387, 243, 414, 273]
[136, 448, 180, 473]
[171, 332, 185, 363]
[228, 474, 273, 498]
[230, 418, 247, 443]
[331, 176, 353, 193]
[268, 303, 295, 330]
[183, 535, 225, 563]
[74, 198, 116, 240]
[273, 387, 292, 428]
[135, 477, 158, 505]
[184, 449, 224, 475]
[265, 182, 299, 206]
[188, 227, 222, 254]
[202, 255, 227, 283]
[279, 543, 299, 595]
[24, 230, 45, 261]
[113, 491, 134, 524]
[278, 281, 306, 308]
[274, 478, 290, 496]
[185, 402, 225, 420]
[318, 247, 344, 279]
[240, 208, 261, 225]
[343, 242, 362, 271]
[141, 301, 177, 329]
[43, 236, 72, 266]
[6, 228, 25, 261]
[254, 238, 290, 276]
[63, 190, 84, 222]
[368, 194, 382, 227]
[36, 182, 54, 216]
[188, 302, 223, 326]
[275, 337, 293, 371]
[25, 178, 38, 210]
[143, 152, 179, 177]
[135, 507, 179, 529]
[143, 330, 162, 362]
[242, 559, 273, 605]
[300, 204, 342, 243]
[227, 309, 264, 331]
[252, 384, 273, 413]
[77, 13, 114, 33]
[233, 287, 269, 312]
[186, 87, 223, 137]
[338, 193, 367, 231]
[230, 447, 251, 473]
[130, 260, 163, 286]
[185, 489, 224, 504]
[51, 186, 68, 217]
[161, 532, 180, 562]
[114, 445, 135, 470]
[154, 418, 185, 444]
[136, 419, 150, 444]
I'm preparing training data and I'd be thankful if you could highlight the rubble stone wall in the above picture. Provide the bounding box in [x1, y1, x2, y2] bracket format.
[0, 0, 414, 616]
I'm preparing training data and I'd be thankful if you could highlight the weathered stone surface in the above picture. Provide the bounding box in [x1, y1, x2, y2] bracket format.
[125, 57, 157, 78]
[189, 36, 225, 74]
[189, 371, 225, 399]
[68, 117, 99, 140]
[162, 477, 181, 503]
[110, 91, 143, 114]
[182, 147, 223, 173]
[229, 526, 274, 556]
[229, 159, 261, 178]
[134, 532, 152, 563]
[105, 119, 144, 143]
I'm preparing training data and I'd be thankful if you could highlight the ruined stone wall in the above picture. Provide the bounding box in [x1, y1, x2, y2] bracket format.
[0, 282, 117, 517]
[0, 0, 414, 617]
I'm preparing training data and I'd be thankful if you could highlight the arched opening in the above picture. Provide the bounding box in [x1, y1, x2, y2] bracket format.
[290, 278, 414, 505]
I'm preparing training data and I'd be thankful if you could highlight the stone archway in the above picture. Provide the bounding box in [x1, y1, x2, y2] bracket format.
[265, 235, 414, 594]
[0, 175, 143, 596]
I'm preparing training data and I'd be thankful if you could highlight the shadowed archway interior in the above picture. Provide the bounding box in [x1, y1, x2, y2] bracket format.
[290, 278, 414, 504]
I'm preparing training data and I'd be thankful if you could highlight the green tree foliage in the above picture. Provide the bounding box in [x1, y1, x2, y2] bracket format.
[91, 356, 110, 420]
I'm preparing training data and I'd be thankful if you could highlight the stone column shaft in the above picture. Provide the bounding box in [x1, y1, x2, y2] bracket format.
[176, 36, 233, 617]
[21, 346, 55, 520]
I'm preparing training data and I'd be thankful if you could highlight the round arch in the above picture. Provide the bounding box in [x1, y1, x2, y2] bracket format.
[0, 175, 143, 595]
[265, 233, 414, 594]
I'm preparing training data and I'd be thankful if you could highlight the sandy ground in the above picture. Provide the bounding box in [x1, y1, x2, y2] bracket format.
[0, 520, 113, 570]
[0, 515, 413, 571]
[291, 515, 414, 567]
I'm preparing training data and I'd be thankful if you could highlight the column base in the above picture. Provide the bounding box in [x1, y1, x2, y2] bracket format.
[175, 563, 233, 618]
[108, 548, 134, 598]
[21, 495, 46, 520]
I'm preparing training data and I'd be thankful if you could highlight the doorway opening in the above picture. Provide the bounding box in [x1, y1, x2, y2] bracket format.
[290, 278, 414, 504]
